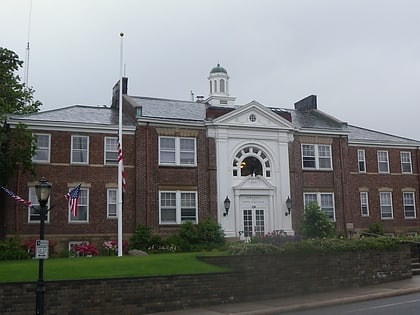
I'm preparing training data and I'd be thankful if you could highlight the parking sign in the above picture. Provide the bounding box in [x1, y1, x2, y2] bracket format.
[35, 240, 49, 259]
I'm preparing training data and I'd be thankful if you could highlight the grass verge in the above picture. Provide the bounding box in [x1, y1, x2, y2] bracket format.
[0, 252, 229, 283]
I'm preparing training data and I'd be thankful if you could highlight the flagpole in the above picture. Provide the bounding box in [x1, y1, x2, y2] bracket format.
[117, 32, 124, 257]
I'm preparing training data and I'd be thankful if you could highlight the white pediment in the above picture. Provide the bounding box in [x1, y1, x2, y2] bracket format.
[212, 101, 294, 130]
[233, 175, 275, 191]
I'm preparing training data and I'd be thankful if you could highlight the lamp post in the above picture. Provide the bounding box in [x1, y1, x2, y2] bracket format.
[223, 196, 231, 216]
[285, 196, 292, 216]
[35, 178, 51, 315]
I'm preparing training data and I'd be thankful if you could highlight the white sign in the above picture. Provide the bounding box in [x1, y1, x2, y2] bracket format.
[35, 240, 49, 259]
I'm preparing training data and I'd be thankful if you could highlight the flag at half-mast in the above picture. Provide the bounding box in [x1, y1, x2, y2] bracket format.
[1, 186, 32, 207]
[65, 184, 81, 216]
[118, 141, 126, 192]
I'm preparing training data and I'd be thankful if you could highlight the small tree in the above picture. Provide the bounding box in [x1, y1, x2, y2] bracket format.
[300, 202, 335, 239]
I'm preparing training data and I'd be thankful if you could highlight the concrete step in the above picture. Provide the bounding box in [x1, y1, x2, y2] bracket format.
[412, 268, 420, 276]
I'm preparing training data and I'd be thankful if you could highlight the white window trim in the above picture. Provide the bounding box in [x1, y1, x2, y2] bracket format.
[28, 187, 50, 223]
[357, 149, 366, 173]
[104, 137, 118, 165]
[158, 136, 197, 166]
[303, 192, 336, 221]
[159, 190, 198, 225]
[379, 191, 393, 219]
[32, 133, 51, 164]
[301, 144, 332, 170]
[107, 188, 117, 218]
[68, 188, 89, 223]
[400, 151, 413, 174]
[360, 191, 369, 217]
[403, 191, 416, 219]
[71, 135, 89, 164]
[377, 150, 390, 174]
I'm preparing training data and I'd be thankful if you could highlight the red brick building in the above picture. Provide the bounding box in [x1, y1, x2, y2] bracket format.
[2, 65, 420, 251]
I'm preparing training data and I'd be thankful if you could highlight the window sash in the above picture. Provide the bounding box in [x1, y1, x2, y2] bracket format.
[401, 152, 412, 174]
[71, 136, 89, 164]
[302, 144, 332, 170]
[107, 189, 117, 218]
[69, 189, 89, 222]
[377, 151, 389, 173]
[159, 137, 196, 166]
[105, 137, 119, 165]
[159, 191, 197, 224]
[304, 192, 335, 220]
[403, 192, 416, 218]
[360, 192, 369, 216]
[379, 192, 393, 219]
[33, 134, 50, 163]
[358, 149, 366, 173]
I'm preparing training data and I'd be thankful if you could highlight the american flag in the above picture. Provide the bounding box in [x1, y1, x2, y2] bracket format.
[65, 184, 81, 217]
[118, 142, 126, 192]
[1, 186, 32, 207]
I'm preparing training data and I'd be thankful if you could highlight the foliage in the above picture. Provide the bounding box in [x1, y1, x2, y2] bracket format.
[251, 231, 302, 246]
[0, 47, 42, 183]
[228, 237, 401, 256]
[175, 219, 225, 251]
[102, 240, 129, 256]
[366, 222, 385, 236]
[0, 238, 29, 260]
[70, 242, 99, 257]
[300, 202, 335, 239]
[129, 225, 165, 251]
[228, 243, 282, 255]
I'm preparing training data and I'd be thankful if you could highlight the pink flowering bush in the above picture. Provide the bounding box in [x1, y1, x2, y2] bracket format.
[70, 242, 99, 257]
[102, 240, 128, 255]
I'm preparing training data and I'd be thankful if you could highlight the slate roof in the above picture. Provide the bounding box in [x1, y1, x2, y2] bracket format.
[288, 109, 346, 131]
[128, 96, 206, 122]
[347, 125, 420, 146]
[8, 105, 135, 127]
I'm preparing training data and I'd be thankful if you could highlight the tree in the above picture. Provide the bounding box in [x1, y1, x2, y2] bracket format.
[0, 47, 41, 183]
[0, 47, 42, 239]
[300, 202, 335, 239]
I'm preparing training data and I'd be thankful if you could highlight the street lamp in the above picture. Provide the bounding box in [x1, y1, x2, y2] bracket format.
[223, 196, 231, 216]
[35, 178, 51, 315]
[285, 196, 292, 216]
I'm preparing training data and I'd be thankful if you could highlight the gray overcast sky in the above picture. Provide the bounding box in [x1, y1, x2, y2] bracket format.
[2, 0, 420, 139]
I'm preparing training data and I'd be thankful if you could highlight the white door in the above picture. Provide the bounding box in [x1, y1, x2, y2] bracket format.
[242, 209, 265, 237]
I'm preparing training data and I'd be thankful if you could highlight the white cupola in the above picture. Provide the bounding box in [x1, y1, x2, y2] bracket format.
[205, 64, 236, 107]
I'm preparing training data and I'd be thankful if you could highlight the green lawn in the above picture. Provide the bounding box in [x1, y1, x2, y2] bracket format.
[0, 252, 229, 283]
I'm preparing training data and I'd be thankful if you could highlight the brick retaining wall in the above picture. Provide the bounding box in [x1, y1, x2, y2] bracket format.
[0, 245, 411, 314]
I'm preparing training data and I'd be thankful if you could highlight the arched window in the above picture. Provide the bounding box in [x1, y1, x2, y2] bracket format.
[232, 146, 271, 177]
[214, 80, 217, 93]
[220, 79, 225, 93]
[209, 80, 212, 94]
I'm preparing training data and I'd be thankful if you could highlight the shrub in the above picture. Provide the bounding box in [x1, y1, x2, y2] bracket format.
[366, 222, 385, 236]
[0, 238, 28, 260]
[70, 242, 99, 257]
[102, 240, 129, 256]
[251, 231, 302, 246]
[129, 225, 164, 251]
[176, 219, 225, 251]
[300, 202, 335, 239]
[228, 243, 281, 255]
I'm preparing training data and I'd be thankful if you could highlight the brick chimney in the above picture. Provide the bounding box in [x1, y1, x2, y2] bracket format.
[111, 77, 128, 108]
[294, 95, 317, 111]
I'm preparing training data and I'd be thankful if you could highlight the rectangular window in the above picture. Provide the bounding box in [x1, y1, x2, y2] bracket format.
[302, 144, 332, 170]
[401, 152, 413, 174]
[159, 191, 197, 224]
[358, 149, 366, 173]
[107, 189, 117, 218]
[379, 192, 393, 219]
[104, 137, 118, 165]
[403, 192, 416, 219]
[71, 135, 89, 164]
[69, 188, 88, 222]
[304, 192, 335, 220]
[28, 187, 50, 223]
[159, 137, 196, 166]
[33, 134, 50, 163]
[377, 151, 389, 173]
[360, 192, 369, 216]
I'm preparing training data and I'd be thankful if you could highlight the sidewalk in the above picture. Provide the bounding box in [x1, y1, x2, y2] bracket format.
[148, 275, 420, 315]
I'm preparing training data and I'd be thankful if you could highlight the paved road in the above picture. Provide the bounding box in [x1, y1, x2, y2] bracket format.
[282, 292, 420, 315]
